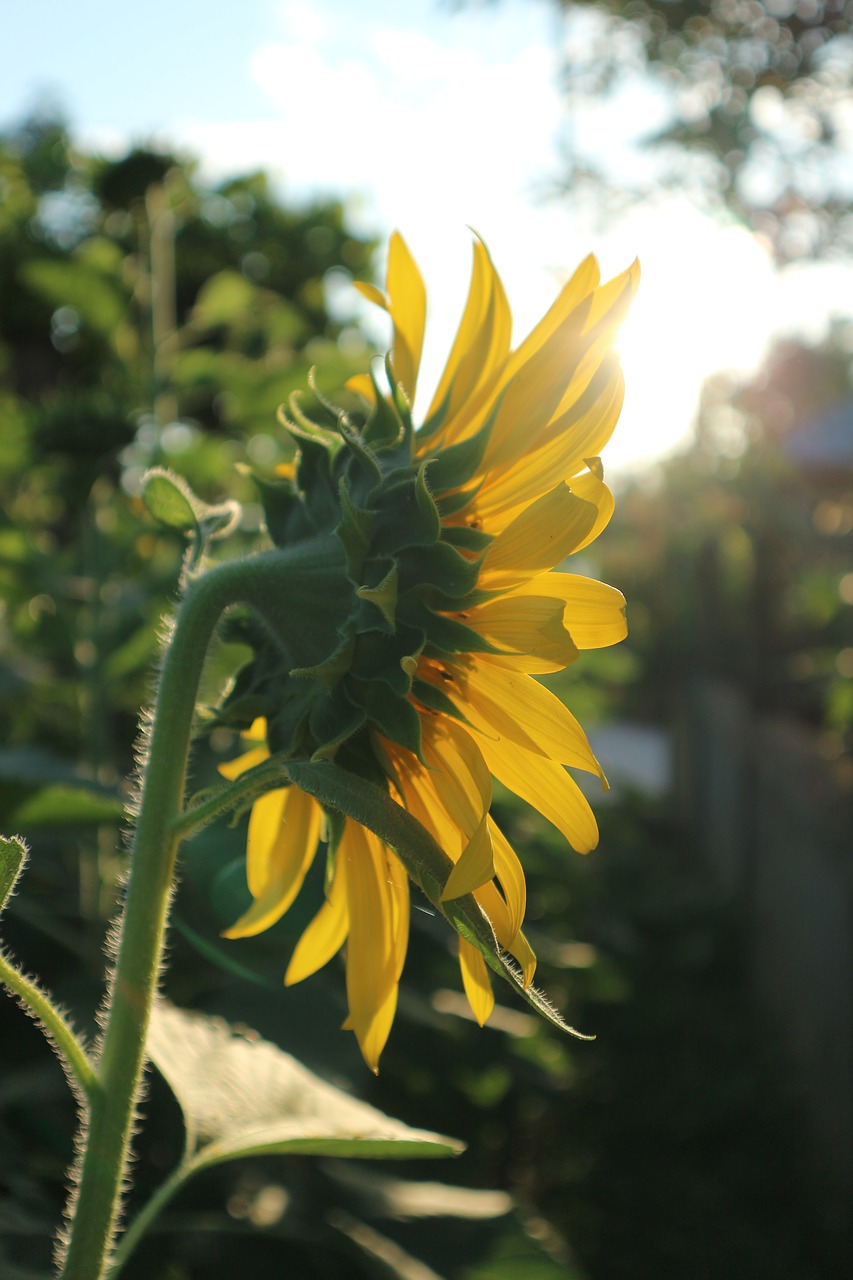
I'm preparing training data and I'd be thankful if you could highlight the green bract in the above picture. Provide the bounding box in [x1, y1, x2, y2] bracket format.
[223, 370, 497, 769]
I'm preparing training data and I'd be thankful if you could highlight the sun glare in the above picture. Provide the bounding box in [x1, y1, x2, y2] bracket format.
[608, 204, 777, 475]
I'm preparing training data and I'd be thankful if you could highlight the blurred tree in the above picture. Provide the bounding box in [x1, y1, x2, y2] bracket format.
[461, 0, 853, 259]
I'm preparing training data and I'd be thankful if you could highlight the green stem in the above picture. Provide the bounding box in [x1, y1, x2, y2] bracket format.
[0, 953, 96, 1098]
[105, 1161, 191, 1278]
[59, 558, 252, 1280]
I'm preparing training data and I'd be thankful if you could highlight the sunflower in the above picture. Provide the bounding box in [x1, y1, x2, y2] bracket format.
[219, 233, 638, 1071]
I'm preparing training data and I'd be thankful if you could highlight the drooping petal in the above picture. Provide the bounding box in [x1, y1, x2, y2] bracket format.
[488, 818, 527, 940]
[422, 718, 496, 896]
[222, 787, 322, 938]
[343, 823, 399, 1072]
[385, 849, 410, 981]
[284, 852, 349, 986]
[458, 937, 495, 1026]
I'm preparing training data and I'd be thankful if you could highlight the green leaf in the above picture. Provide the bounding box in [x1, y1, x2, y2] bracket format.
[147, 1001, 463, 1166]
[9, 785, 124, 829]
[0, 835, 27, 916]
[282, 760, 592, 1039]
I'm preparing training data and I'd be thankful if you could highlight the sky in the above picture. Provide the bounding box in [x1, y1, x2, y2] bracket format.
[4, 0, 852, 475]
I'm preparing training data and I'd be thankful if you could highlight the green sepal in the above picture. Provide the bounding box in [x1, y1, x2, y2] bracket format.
[279, 392, 341, 447]
[410, 678, 465, 722]
[253, 473, 310, 548]
[291, 634, 355, 688]
[422, 419, 492, 494]
[0, 835, 27, 917]
[339, 418, 382, 486]
[356, 563, 398, 629]
[370, 465, 442, 555]
[435, 484, 482, 517]
[387, 354, 415, 452]
[416, 381, 452, 443]
[351, 625, 424, 696]
[308, 687, 365, 760]
[295, 436, 341, 532]
[281, 761, 592, 1040]
[439, 524, 494, 553]
[336, 478, 374, 581]
[362, 368, 405, 450]
[347, 679, 423, 758]
[401, 596, 498, 654]
[396, 541, 483, 598]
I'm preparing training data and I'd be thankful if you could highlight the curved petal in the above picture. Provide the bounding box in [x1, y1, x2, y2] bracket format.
[512, 573, 628, 650]
[463, 594, 579, 673]
[222, 787, 322, 938]
[481, 485, 598, 584]
[284, 851, 349, 986]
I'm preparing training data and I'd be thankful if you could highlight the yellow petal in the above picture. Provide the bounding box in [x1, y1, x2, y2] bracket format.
[343, 823, 398, 1071]
[460, 655, 604, 778]
[284, 851, 349, 986]
[386, 849, 410, 981]
[354, 280, 387, 309]
[513, 573, 627, 650]
[477, 733, 600, 854]
[472, 356, 624, 529]
[427, 254, 601, 451]
[421, 717, 492, 837]
[441, 813, 494, 901]
[222, 787, 323, 939]
[386, 231, 426, 403]
[481, 484, 598, 584]
[482, 302, 596, 475]
[463, 594, 579, 673]
[351, 981, 398, 1074]
[458, 937, 495, 1026]
[424, 237, 511, 435]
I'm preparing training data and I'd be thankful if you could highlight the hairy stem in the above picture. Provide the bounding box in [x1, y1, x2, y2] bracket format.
[58, 558, 250, 1279]
[0, 952, 96, 1098]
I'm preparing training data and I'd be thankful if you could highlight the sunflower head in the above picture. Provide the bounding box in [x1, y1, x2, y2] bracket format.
[218, 232, 638, 1070]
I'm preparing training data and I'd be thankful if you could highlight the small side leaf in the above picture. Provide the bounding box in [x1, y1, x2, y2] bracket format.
[147, 1001, 463, 1166]
[0, 835, 27, 917]
[140, 468, 199, 533]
